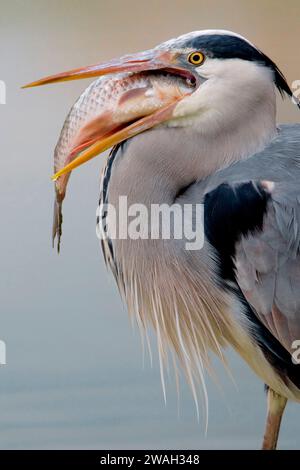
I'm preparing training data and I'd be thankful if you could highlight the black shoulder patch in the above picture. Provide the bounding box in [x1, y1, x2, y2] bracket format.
[204, 181, 269, 282]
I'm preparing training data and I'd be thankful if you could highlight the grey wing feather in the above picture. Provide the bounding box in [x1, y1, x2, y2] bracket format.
[197, 124, 300, 353]
[235, 181, 300, 353]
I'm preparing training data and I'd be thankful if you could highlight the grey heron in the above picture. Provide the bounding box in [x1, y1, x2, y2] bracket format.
[25, 29, 300, 450]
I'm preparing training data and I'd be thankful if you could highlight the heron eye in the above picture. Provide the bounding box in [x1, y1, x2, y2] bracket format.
[188, 51, 205, 66]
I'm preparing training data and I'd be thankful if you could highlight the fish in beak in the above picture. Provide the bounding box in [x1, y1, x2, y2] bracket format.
[23, 48, 197, 250]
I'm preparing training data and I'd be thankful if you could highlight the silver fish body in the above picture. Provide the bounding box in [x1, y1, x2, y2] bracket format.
[52, 72, 194, 250]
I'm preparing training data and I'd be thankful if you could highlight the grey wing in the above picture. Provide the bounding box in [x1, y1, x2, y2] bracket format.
[235, 181, 300, 353]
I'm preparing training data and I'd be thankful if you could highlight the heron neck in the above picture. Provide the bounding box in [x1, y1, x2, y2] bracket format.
[109, 115, 276, 205]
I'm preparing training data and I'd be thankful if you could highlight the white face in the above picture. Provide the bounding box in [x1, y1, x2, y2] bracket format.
[171, 56, 276, 134]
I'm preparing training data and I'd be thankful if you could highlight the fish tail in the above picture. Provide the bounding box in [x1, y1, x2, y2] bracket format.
[52, 189, 64, 253]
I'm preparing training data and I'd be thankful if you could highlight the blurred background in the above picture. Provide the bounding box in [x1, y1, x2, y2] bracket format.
[0, 0, 299, 449]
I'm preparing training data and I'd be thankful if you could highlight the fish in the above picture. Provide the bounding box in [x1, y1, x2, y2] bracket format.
[52, 71, 195, 251]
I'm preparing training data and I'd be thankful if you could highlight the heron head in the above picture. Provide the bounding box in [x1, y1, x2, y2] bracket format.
[159, 30, 295, 133]
[24, 30, 294, 179]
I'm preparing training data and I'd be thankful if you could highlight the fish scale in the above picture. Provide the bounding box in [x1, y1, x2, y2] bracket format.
[54, 73, 191, 173]
[52, 71, 193, 250]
